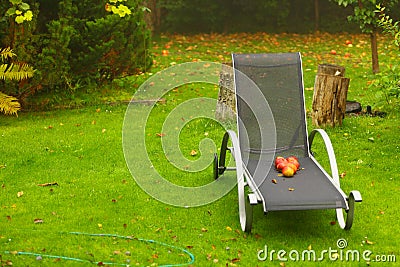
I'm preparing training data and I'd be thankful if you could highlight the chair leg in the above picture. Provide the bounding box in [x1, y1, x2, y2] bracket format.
[336, 190, 362, 230]
[238, 181, 254, 233]
[213, 153, 219, 180]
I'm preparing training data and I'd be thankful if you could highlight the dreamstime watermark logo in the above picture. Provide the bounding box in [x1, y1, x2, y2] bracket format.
[122, 61, 276, 207]
[257, 238, 397, 263]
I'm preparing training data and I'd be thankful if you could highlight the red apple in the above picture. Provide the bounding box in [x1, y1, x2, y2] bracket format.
[330, 50, 337, 55]
[286, 162, 298, 173]
[286, 156, 300, 170]
[275, 156, 286, 167]
[345, 40, 352, 45]
[282, 166, 295, 177]
[276, 161, 287, 171]
[286, 156, 298, 162]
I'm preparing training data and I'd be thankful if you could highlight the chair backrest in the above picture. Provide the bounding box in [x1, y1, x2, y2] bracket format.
[232, 53, 310, 167]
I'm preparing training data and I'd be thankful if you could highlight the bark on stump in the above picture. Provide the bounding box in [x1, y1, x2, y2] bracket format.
[312, 64, 350, 127]
[215, 62, 236, 122]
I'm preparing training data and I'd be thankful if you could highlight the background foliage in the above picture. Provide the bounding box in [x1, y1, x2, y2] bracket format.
[154, 0, 365, 33]
[0, 0, 152, 104]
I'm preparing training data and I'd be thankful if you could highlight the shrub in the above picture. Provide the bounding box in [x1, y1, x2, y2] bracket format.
[0, 0, 152, 102]
[0, 47, 35, 116]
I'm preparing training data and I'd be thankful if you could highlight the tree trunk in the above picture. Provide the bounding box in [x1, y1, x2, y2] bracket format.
[370, 30, 380, 74]
[142, 0, 161, 33]
[314, 0, 320, 32]
[312, 64, 350, 127]
[215, 63, 236, 122]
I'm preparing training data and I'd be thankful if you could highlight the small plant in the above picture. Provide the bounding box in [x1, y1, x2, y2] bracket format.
[5, 0, 33, 24]
[105, 0, 132, 17]
[376, 4, 400, 48]
[0, 47, 35, 116]
[368, 65, 400, 110]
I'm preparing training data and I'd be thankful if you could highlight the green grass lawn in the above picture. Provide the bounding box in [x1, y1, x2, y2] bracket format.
[1, 33, 400, 266]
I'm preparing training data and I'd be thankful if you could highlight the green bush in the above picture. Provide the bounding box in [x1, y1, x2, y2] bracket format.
[369, 66, 400, 110]
[0, 0, 152, 101]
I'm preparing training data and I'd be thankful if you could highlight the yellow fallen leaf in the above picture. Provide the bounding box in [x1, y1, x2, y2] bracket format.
[190, 150, 198, 156]
[98, 223, 103, 229]
[366, 240, 374, 245]
[17, 191, 24, 198]
[226, 226, 232, 231]
[288, 188, 295, 191]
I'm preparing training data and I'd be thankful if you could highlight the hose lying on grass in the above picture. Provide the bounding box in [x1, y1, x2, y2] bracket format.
[4, 231, 195, 267]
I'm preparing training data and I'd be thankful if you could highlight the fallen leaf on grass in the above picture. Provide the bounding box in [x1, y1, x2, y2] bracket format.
[340, 172, 346, 178]
[156, 133, 166, 137]
[254, 233, 262, 239]
[37, 182, 59, 187]
[34, 218, 44, 224]
[17, 191, 24, 198]
[366, 240, 374, 245]
[231, 258, 240, 263]
[226, 226, 232, 231]
[190, 150, 198, 156]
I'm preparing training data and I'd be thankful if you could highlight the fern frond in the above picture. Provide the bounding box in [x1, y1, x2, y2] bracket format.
[0, 63, 35, 81]
[0, 47, 16, 61]
[0, 92, 21, 116]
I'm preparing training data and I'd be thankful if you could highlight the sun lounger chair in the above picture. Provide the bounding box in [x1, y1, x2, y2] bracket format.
[213, 52, 362, 232]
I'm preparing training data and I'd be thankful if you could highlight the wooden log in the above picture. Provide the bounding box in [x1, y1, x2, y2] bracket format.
[215, 62, 236, 122]
[312, 64, 350, 127]
[317, 64, 346, 77]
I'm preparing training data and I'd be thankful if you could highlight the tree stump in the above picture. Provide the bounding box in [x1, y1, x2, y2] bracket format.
[312, 64, 350, 127]
[215, 62, 236, 122]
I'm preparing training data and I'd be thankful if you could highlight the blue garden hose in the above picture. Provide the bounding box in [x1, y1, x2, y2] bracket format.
[4, 231, 195, 266]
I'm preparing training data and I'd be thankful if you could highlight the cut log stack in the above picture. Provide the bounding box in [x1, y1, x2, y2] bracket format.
[215, 63, 236, 122]
[312, 64, 350, 127]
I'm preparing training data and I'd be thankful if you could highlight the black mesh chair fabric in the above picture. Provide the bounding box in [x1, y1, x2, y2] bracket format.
[232, 53, 347, 211]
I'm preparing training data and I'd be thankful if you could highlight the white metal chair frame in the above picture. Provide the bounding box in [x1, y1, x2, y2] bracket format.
[213, 54, 362, 233]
